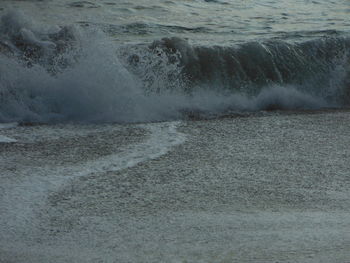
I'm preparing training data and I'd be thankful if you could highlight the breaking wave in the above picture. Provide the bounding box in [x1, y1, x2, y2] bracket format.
[0, 11, 349, 123]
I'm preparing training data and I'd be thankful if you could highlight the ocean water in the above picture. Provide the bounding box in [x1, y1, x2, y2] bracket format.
[0, 0, 349, 123]
[1, 1, 350, 263]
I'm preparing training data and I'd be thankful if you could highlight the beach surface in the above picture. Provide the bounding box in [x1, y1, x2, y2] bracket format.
[1, 111, 350, 263]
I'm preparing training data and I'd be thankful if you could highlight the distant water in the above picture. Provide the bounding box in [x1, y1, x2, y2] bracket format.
[0, 0, 349, 123]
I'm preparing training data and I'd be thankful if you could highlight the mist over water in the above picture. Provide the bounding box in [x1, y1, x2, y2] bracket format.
[0, 0, 349, 123]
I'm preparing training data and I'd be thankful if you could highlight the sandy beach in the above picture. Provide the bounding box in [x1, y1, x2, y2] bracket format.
[0, 0, 349, 261]
[1, 110, 350, 262]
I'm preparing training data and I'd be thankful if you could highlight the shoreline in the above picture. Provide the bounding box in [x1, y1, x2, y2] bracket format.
[1, 110, 350, 262]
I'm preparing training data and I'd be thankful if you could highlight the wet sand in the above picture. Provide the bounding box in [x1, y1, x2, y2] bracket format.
[1, 111, 350, 262]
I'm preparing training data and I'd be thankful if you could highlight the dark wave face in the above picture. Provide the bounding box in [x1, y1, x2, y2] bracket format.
[148, 36, 350, 102]
[0, 11, 349, 123]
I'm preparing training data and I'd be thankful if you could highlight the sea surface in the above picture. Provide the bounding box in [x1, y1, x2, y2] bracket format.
[0, 0, 349, 122]
[1, 1, 350, 262]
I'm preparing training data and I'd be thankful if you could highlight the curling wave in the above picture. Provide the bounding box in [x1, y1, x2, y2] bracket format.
[0, 11, 349, 123]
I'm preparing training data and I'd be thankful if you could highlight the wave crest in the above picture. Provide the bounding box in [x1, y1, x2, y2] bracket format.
[0, 11, 349, 123]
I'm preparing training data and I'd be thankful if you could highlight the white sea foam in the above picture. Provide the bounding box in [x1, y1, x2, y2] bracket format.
[0, 11, 348, 124]
[0, 122, 18, 129]
[0, 122, 18, 142]
[0, 135, 16, 143]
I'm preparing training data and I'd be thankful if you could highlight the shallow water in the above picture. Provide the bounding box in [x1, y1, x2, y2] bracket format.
[1, 111, 350, 262]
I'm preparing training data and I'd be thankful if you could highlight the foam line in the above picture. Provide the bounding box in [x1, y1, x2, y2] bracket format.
[0, 121, 186, 241]
[0, 122, 18, 129]
[0, 135, 16, 143]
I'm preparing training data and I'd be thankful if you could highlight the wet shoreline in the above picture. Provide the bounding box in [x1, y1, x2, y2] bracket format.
[1, 111, 350, 262]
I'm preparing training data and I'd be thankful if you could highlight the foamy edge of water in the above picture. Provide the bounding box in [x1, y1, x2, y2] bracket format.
[0, 121, 186, 241]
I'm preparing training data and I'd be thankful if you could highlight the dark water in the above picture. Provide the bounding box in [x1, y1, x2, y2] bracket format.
[0, 1, 349, 123]
[1, 2, 350, 262]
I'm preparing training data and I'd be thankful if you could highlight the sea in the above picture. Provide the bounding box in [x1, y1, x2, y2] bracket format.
[0, 0, 350, 262]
